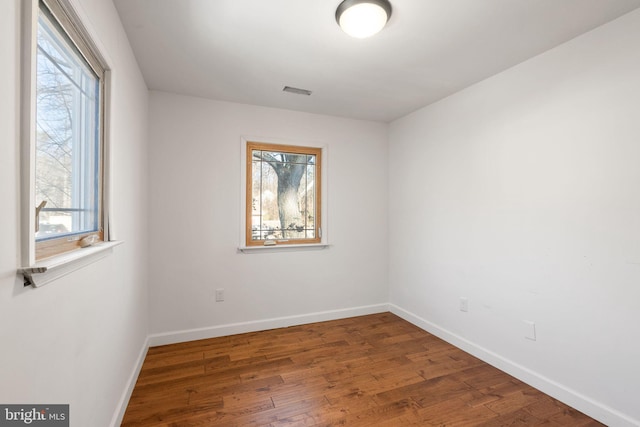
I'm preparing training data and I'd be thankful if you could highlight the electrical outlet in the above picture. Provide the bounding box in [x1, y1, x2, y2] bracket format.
[459, 297, 468, 312]
[215, 288, 224, 302]
[523, 320, 536, 341]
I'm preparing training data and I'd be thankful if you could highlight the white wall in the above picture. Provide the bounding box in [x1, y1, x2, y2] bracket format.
[389, 9, 640, 427]
[0, 1, 149, 426]
[148, 92, 388, 339]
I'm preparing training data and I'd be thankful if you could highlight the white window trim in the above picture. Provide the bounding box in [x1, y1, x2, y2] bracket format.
[238, 243, 330, 254]
[238, 136, 329, 252]
[18, 0, 119, 286]
[20, 241, 123, 287]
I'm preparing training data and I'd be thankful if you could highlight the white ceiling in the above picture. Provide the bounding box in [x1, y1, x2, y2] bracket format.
[113, 0, 640, 122]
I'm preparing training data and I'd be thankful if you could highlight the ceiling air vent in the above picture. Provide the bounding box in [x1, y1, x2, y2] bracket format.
[283, 86, 312, 96]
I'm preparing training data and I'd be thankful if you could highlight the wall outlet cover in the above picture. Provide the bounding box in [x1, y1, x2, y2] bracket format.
[460, 297, 469, 312]
[523, 320, 536, 341]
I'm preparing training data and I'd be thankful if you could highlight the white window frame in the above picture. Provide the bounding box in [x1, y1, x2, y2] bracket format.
[239, 136, 329, 252]
[19, 0, 119, 287]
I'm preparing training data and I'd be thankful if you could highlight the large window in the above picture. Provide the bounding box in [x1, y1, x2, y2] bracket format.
[246, 142, 322, 246]
[32, 0, 105, 260]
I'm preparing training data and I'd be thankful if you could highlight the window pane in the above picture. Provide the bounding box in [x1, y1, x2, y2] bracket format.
[249, 144, 319, 244]
[35, 11, 100, 241]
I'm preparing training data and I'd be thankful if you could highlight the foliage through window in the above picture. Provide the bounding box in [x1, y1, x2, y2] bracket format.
[246, 142, 322, 246]
[33, 0, 105, 260]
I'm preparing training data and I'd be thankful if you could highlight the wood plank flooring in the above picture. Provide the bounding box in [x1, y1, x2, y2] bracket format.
[122, 313, 603, 426]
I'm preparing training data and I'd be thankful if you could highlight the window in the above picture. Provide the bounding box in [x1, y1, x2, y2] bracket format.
[28, 0, 106, 261]
[246, 141, 322, 246]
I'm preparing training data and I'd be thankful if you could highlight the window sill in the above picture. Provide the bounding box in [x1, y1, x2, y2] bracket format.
[238, 243, 330, 254]
[19, 240, 123, 287]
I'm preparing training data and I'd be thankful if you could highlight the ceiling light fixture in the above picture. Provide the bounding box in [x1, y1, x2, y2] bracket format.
[335, 0, 392, 39]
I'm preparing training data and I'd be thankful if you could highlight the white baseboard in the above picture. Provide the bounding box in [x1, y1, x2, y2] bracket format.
[148, 303, 390, 347]
[110, 336, 149, 427]
[389, 304, 639, 427]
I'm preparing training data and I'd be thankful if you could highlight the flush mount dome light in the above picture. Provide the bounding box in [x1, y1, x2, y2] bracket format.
[336, 0, 392, 38]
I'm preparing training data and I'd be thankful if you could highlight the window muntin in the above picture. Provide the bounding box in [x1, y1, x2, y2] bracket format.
[33, 1, 104, 260]
[246, 142, 322, 246]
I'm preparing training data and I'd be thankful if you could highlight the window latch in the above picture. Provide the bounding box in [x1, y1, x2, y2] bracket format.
[35, 200, 47, 233]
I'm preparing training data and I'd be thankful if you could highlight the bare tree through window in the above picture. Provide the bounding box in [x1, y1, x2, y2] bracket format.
[247, 142, 321, 246]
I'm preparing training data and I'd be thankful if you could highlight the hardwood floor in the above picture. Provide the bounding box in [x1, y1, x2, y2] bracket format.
[122, 313, 603, 426]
